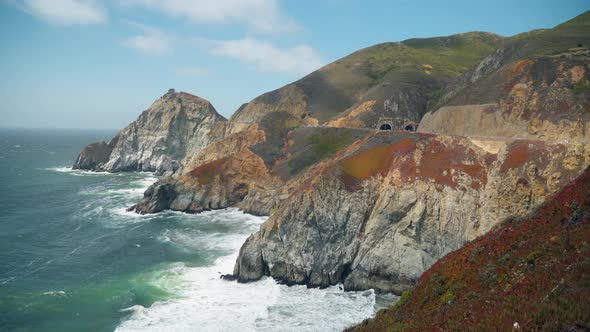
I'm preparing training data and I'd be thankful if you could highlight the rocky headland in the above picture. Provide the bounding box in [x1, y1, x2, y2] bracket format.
[74, 89, 226, 174]
[74, 10, 590, 329]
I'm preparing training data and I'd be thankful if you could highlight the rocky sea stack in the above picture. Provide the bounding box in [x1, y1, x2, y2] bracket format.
[74, 89, 226, 174]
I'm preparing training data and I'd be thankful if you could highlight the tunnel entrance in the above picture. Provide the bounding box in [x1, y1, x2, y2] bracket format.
[404, 123, 418, 132]
[377, 117, 418, 132]
[376, 117, 394, 131]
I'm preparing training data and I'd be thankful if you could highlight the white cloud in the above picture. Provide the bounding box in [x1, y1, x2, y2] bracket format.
[14, 0, 107, 25]
[123, 23, 173, 55]
[208, 38, 323, 75]
[119, 0, 298, 34]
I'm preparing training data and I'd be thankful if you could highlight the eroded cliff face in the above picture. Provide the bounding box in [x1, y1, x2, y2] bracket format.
[349, 166, 590, 331]
[232, 133, 589, 294]
[420, 55, 590, 141]
[133, 125, 283, 216]
[73, 90, 226, 174]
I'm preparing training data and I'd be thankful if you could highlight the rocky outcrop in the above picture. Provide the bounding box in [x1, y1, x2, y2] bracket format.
[134, 148, 279, 215]
[231, 133, 590, 294]
[134, 125, 281, 215]
[134, 126, 373, 216]
[350, 166, 590, 331]
[73, 90, 226, 174]
[72, 139, 117, 170]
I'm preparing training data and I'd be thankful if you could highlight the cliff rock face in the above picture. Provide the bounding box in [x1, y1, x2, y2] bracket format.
[420, 56, 590, 141]
[232, 133, 589, 294]
[134, 126, 373, 216]
[73, 90, 226, 174]
[227, 14, 590, 294]
[133, 125, 282, 215]
[76, 11, 590, 302]
[72, 139, 117, 170]
[351, 166, 590, 331]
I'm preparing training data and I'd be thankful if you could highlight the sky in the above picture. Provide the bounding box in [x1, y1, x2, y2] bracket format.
[0, 0, 589, 130]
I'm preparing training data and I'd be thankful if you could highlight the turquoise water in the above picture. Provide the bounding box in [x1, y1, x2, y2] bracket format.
[0, 128, 386, 332]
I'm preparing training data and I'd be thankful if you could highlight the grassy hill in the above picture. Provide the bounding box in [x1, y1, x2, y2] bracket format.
[231, 32, 505, 128]
[232, 11, 590, 133]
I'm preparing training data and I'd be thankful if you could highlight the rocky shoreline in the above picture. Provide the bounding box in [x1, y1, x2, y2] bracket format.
[73, 11, 590, 324]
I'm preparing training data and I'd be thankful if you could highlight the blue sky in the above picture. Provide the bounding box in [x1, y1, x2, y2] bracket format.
[1, 0, 588, 129]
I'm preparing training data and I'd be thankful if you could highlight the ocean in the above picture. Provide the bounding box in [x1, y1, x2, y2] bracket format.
[0, 128, 393, 332]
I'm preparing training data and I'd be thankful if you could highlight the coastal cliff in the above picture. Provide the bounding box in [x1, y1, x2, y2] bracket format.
[231, 133, 589, 293]
[127, 13, 590, 296]
[73, 90, 226, 174]
[74, 11, 590, 310]
[350, 166, 590, 331]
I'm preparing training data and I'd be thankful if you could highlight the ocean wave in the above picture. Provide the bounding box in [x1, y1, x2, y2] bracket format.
[70, 171, 159, 227]
[117, 210, 376, 332]
[46, 167, 115, 176]
[41, 290, 68, 297]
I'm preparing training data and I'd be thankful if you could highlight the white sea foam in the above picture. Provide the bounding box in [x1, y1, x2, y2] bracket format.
[47, 166, 115, 177]
[51, 166, 380, 329]
[66, 170, 160, 226]
[117, 209, 378, 332]
[42, 290, 67, 297]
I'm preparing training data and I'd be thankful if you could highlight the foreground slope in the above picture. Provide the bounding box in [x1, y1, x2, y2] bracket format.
[350, 166, 590, 331]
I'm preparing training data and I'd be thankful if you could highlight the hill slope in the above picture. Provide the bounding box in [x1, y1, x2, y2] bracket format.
[229, 32, 504, 130]
[421, 11, 590, 141]
[350, 166, 590, 331]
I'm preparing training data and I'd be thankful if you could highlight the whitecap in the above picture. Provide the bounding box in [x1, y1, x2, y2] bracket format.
[46, 167, 112, 177]
[42, 291, 67, 297]
[117, 210, 379, 332]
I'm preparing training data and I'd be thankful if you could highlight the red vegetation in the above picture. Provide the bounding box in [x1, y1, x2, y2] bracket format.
[351, 167, 590, 331]
[340, 138, 416, 191]
[501, 141, 530, 172]
[188, 158, 228, 184]
[410, 140, 487, 190]
[339, 137, 489, 191]
[501, 140, 548, 173]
